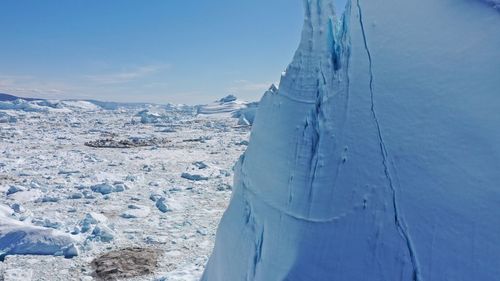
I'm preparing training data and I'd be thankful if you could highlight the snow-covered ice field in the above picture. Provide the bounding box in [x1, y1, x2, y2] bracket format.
[0, 100, 251, 280]
[1, 0, 499, 280]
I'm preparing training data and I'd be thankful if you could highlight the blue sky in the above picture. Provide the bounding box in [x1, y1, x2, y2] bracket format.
[0, 0, 346, 104]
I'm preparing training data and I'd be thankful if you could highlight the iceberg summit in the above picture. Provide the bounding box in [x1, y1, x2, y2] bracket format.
[202, 0, 500, 280]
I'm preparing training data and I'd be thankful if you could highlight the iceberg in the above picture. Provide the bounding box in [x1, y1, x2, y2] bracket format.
[203, 0, 500, 280]
[0, 205, 78, 260]
[197, 95, 253, 116]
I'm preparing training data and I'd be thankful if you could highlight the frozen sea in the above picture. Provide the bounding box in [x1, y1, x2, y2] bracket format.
[0, 99, 251, 280]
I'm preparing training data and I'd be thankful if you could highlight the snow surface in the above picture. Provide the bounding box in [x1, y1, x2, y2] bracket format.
[0, 204, 77, 260]
[0, 99, 251, 280]
[203, 0, 500, 280]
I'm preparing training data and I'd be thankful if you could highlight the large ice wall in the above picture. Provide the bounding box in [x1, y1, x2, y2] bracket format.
[202, 0, 500, 280]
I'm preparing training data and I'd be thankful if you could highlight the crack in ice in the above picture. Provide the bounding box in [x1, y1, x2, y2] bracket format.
[240, 167, 353, 223]
[279, 93, 318, 105]
[356, 1, 422, 280]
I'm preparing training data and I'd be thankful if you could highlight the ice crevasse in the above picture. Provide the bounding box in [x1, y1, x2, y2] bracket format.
[202, 0, 500, 280]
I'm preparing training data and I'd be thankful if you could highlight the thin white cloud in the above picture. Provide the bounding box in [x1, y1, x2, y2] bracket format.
[0, 75, 69, 98]
[0, 63, 171, 99]
[85, 64, 169, 85]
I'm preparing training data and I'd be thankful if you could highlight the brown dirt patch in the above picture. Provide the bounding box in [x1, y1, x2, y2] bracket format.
[91, 247, 161, 280]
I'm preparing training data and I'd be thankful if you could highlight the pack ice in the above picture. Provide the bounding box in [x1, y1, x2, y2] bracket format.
[203, 0, 500, 280]
[0, 92, 250, 279]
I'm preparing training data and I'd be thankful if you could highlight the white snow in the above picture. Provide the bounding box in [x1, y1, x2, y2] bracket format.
[1, 0, 497, 279]
[135, 109, 170, 124]
[197, 95, 244, 115]
[0, 95, 250, 280]
[197, 94, 261, 126]
[60, 100, 100, 111]
[0, 204, 78, 260]
[121, 205, 151, 219]
[197, 95, 255, 117]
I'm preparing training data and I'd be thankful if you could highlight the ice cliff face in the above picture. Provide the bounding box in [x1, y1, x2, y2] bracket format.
[202, 0, 500, 280]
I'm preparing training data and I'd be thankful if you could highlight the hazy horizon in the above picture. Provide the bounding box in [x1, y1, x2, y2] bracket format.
[0, 0, 350, 105]
[0, 1, 308, 104]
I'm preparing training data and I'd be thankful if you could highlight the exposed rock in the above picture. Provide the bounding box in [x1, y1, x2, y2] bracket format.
[91, 247, 160, 281]
[85, 137, 169, 148]
[181, 173, 209, 181]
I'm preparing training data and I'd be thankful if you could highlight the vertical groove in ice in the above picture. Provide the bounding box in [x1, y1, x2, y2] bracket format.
[356, 1, 421, 280]
[203, 0, 500, 279]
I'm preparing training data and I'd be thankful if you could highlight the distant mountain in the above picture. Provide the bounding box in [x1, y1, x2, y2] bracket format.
[0, 93, 39, 102]
[0, 93, 21, 101]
